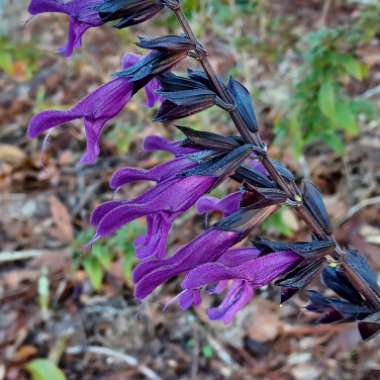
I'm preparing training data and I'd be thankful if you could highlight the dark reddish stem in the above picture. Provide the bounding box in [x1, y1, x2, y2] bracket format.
[169, 3, 380, 309]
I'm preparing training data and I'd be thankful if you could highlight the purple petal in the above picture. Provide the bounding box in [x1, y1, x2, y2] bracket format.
[238, 251, 301, 285]
[80, 118, 106, 164]
[122, 53, 142, 69]
[110, 157, 195, 189]
[143, 135, 194, 157]
[134, 229, 241, 299]
[217, 247, 262, 267]
[134, 213, 173, 259]
[96, 175, 216, 236]
[29, 0, 67, 14]
[58, 18, 91, 57]
[90, 200, 125, 226]
[182, 262, 237, 289]
[183, 251, 301, 290]
[29, 0, 103, 57]
[144, 79, 161, 108]
[208, 281, 254, 324]
[28, 77, 134, 163]
[179, 289, 202, 310]
[28, 109, 82, 138]
[197, 192, 242, 217]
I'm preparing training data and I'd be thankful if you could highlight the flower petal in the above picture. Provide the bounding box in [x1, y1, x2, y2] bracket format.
[110, 157, 194, 189]
[196, 192, 242, 217]
[208, 281, 254, 324]
[134, 229, 241, 299]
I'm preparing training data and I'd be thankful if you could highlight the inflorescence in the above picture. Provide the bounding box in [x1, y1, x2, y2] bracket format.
[28, 0, 380, 340]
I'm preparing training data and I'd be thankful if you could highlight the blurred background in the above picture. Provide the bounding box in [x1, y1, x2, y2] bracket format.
[0, 0, 380, 379]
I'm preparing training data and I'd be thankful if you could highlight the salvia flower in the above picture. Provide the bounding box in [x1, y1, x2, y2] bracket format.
[133, 204, 282, 302]
[91, 137, 253, 259]
[133, 227, 244, 300]
[28, 0, 104, 57]
[28, 53, 160, 164]
[182, 249, 301, 323]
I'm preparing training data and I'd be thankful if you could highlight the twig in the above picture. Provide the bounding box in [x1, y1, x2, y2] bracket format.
[362, 84, 380, 99]
[66, 345, 162, 380]
[191, 323, 200, 380]
[319, 0, 334, 27]
[341, 196, 380, 224]
[205, 334, 239, 372]
[0, 250, 44, 264]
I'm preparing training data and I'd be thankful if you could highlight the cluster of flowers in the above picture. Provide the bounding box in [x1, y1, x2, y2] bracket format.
[28, 0, 380, 339]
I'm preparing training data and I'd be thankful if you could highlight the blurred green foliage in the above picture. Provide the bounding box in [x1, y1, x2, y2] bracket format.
[0, 36, 42, 79]
[275, 3, 379, 156]
[72, 221, 145, 291]
[25, 359, 66, 380]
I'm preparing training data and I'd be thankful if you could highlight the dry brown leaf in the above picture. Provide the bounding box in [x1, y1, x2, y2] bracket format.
[0, 145, 26, 168]
[246, 299, 282, 342]
[49, 196, 74, 243]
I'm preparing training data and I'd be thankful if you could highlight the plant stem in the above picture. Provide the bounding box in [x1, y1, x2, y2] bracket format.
[170, 3, 380, 309]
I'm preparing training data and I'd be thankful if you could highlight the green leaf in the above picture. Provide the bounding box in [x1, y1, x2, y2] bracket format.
[0, 51, 12, 74]
[25, 359, 66, 380]
[83, 256, 104, 291]
[334, 100, 358, 135]
[202, 344, 214, 359]
[342, 56, 366, 80]
[92, 245, 112, 269]
[122, 251, 136, 281]
[321, 130, 345, 154]
[318, 81, 336, 120]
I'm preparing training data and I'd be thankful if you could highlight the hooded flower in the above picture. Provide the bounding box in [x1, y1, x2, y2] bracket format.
[90, 137, 253, 259]
[28, 53, 160, 164]
[196, 192, 242, 218]
[92, 170, 218, 259]
[132, 202, 282, 303]
[133, 227, 244, 300]
[28, 0, 104, 57]
[182, 249, 301, 323]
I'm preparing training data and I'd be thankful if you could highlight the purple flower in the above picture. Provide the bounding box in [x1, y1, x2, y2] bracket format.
[28, 53, 160, 164]
[91, 137, 253, 259]
[92, 173, 218, 258]
[181, 250, 301, 323]
[196, 192, 242, 217]
[133, 228, 243, 299]
[28, 0, 104, 57]
[90, 135, 218, 259]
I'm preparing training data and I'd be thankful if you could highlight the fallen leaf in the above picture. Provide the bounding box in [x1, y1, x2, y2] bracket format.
[49, 196, 74, 243]
[0, 144, 26, 168]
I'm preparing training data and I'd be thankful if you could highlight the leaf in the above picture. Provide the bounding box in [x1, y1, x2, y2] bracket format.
[93, 245, 113, 270]
[318, 81, 336, 120]
[334, 100, 358, 135]
[83, 256, 104, 291]
[49, 196, 74, 243]
[25, 359, 66, 380]
[342, 56, 366, 80]
[123, 252, 137, 281]
[0, 51, 12, 74]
